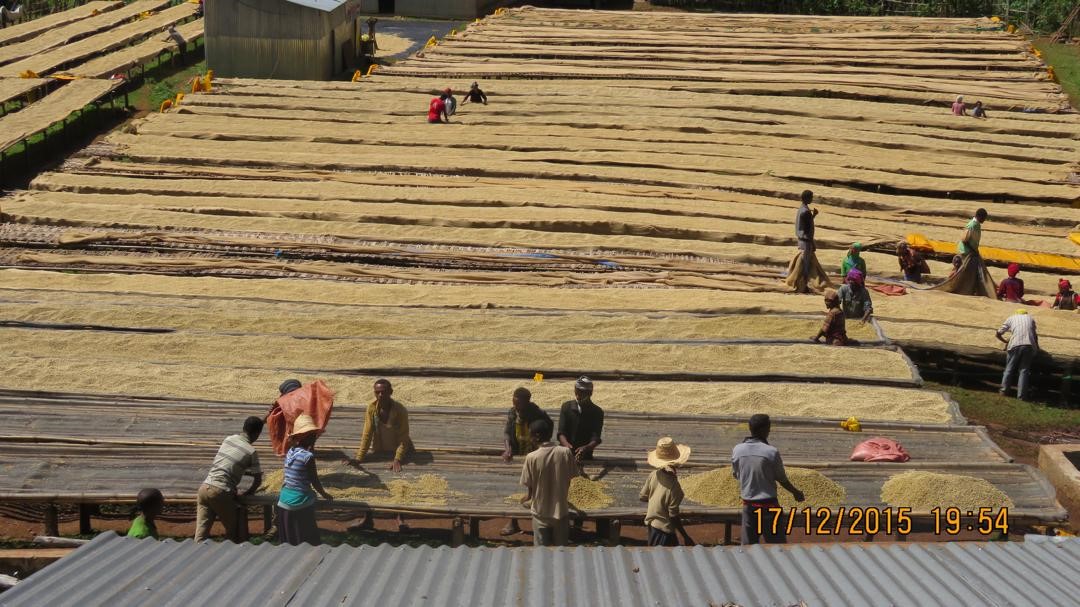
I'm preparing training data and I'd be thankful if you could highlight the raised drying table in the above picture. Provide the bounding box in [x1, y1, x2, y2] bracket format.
[0, 78, 120, 155]
[0, 389, 1062, 542]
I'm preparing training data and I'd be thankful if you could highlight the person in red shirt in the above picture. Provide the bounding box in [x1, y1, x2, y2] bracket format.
[812, 289, 853, 346]
[1054, 279, 1079, 311]
[428, 94, 449, 124]
[996, 263, 1024, 303]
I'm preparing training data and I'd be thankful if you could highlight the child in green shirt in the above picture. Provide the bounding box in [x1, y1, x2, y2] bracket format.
[127, 488, 164, 540]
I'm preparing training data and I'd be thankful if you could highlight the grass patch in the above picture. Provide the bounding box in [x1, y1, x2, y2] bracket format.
[129, 57, 208, 114]
[1034, 38, 1080, 110]
[0, 539, 41, 549]
[929, 381, 1080, 432]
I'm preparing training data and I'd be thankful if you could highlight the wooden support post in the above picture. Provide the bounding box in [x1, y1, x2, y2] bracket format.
[594, 517, 609, 540]
[450, 517, 465, 547]
[468, 517, 480, 541]
[236, 505, 249, 543]
[44, 504, 59, 537]
[263, 504, 273, 533]
[723, 521, 732, 546]
[78, 503, 93, 535]
[1061, 359, 1073, 407]
[606, 519, 621, 546]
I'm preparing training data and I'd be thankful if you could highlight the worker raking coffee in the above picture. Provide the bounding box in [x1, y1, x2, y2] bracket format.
[261, 465, 456, 505]
[682, 467, 845, 509]
[880, 471, 1014, 511]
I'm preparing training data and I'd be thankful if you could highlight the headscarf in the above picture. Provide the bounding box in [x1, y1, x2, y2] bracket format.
[1007, 263, 1020, 278]
[849, 243, 862, 256]
[846, 268, 864, 285]
[1061, 279, 1073, 292]
[575, 376, 593, 393]
[279, 379, 302, 396]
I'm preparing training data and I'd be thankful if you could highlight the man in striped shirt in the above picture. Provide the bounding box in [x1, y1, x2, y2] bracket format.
[997, 309, 1039, 401]
[194, 416, 264, 542]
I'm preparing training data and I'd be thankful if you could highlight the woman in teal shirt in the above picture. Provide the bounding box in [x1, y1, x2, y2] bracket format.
[277, 414, 333, 546]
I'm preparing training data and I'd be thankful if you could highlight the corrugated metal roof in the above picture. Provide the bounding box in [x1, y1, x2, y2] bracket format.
[4, 533, 1080, 607]
[284, 0, 347, 11]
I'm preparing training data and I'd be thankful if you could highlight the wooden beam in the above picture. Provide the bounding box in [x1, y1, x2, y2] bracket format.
[78, 503, 92, 535]
[450, 517, 465, 547]
[606, 519, 621, 546]
[43, 504, 58, 537]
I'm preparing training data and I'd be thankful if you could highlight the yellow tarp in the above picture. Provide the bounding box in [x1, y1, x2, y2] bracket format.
[1070, 233, 1080, 248]
[907, 233, 1080, 273]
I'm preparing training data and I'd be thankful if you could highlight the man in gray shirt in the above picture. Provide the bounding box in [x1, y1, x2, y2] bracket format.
[731, 414, 804, 545]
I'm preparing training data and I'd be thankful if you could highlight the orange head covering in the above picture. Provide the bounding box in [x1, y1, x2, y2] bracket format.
[1006, 263, 1020, 277]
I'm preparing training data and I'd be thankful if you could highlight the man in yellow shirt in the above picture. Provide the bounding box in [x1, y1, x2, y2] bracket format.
[354, 378, 414, 472]
[352, 378, 413, 532]
[501, 387, 553, 536]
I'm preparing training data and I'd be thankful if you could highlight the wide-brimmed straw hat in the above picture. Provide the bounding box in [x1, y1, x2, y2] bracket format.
[289, 413, 319, 438]
[647, 437, 691, 468]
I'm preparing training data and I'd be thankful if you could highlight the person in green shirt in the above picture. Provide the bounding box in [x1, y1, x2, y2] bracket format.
[840, 243, 866, 280]
[957, 208, 988, 256]
[127, 488, 164, 540]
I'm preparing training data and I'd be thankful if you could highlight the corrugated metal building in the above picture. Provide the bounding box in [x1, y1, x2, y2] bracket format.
[4, 533, 1080, 606]
[357, 0, 505, 19]
[205, 0, 365, 80]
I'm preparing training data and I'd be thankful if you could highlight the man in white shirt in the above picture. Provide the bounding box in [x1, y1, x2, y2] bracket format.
[195, 416, 264, 542]
[731, 414, 804, 545]
[996, 309, 1039, 401]
[520, 419, 574, 546]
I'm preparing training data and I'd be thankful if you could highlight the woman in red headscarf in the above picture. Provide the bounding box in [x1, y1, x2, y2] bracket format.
[996, 263, 1024, 303]
[1053, 279, 1079, 311]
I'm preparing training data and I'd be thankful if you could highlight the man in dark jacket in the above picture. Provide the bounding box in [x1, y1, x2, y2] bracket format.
[462, 81, 488, 106]
[501, 386, 552, 535]
[557, 376, 604, 461]
[790, 189, 822, 293]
